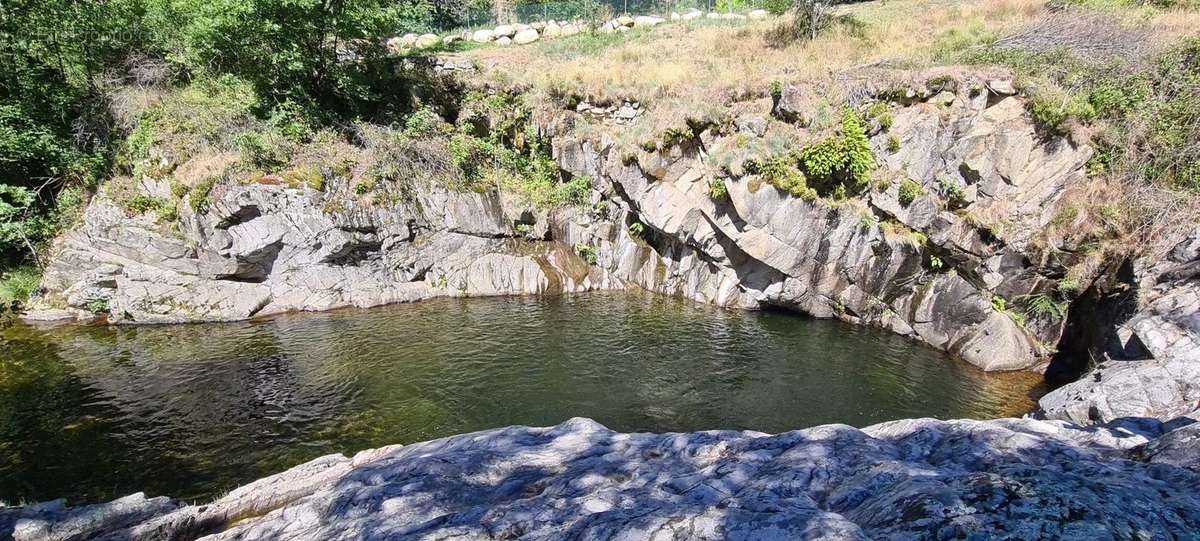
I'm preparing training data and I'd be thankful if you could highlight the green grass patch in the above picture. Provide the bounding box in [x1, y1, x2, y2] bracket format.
[0, 266, 40, 305]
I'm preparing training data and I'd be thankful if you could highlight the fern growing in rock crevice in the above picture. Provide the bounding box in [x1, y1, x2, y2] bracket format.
[1017, 292, 1069, 322]
[748, 107, 876, 201]
[796, 107, 874, 197]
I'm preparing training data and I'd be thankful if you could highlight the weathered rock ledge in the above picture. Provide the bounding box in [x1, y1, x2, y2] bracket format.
[19, 66, 1200, 457]
[25, 70, 1111, 373]
[6, 415, 1199, 541]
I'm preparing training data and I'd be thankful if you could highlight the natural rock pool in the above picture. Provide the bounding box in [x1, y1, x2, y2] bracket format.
[0, 292, 1045, 505]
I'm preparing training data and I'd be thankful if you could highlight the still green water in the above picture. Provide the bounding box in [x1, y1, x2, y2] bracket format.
[0, 291, 1044, 504]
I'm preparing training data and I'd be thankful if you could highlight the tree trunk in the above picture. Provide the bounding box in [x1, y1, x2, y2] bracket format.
[494, 0, 508, 24]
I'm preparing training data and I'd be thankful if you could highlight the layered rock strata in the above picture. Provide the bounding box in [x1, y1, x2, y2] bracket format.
[28, 71, 1117, 373]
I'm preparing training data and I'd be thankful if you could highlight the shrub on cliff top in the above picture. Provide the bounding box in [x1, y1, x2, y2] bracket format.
[765, 1, 864, 49]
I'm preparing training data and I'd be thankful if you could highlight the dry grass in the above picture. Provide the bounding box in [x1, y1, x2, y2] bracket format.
[455, 0, 1197, 116]
[450, 0, 1200, 254]
[453, 0, 1050, 141]
[462, 0, 1044, 101]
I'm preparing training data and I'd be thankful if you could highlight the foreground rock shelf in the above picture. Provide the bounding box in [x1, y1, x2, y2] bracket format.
[6, 415, 1199, 540]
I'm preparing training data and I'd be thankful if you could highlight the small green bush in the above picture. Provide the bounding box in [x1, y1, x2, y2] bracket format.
[864, 102, 893, 130]
[661, 126, 695, 148]
[749, 155, 817, 200]
[574, 242, 599, 265]
[937, 177, 968, 209]
[991, 295, 1027, 327]
[628, 222, 646, 237]
[1057, 277, 1082, 294]
[170, 181, 190, 200]
[191, 177, 219, 213]
[1052, 206, 1080, 227]
[84, 298, 110, 314]
[1018, 293, 1069, 321]
[1088, 82, 1142, 118]
[898, 179, 923, 206]
[402, 107, 448, 139]
[353, 180, 376, 195]
[798, 138, 844, 180]
[234, 132, 289, 169]
[266, 100, 313, 143]
[709, 178, 730, 201]
[557, 175, 592, 207]
[764, 0, 792, 15]
[0, 266, 41, 305]
[795, 108, 874, 195]
[1030, 91, 1096, 134]
[991, 295, 1008, 312]
[127, 194, 166, 214]
[126, 195, 178, 222]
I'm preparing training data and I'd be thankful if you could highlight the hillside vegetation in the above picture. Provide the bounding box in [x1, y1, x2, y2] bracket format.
[1, 0, 1198, 306]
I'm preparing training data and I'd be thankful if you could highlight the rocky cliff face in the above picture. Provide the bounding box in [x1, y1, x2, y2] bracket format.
[21, 63, 1199, 393]
[13, 65, 1200, 540]
[6, 415, 1199, 540]
[27, 176, 614, 324]
[26, 68, 1119, 374]
[1038, 228, 1200, 423]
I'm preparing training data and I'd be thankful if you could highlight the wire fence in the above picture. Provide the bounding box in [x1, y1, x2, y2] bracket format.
[447, 0, 774, 31]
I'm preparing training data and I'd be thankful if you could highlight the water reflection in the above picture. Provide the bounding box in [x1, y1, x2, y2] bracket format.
[0, 291, 1045, 504]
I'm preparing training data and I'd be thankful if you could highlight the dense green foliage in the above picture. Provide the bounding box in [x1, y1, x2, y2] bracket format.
[450, 90, 591, 207]
[0, 0, 434, 269]
[748, 107, 874, 201]
[0, 0, 143, 265]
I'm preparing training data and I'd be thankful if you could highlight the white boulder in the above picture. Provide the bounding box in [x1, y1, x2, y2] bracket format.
[513, 28, 540, 45]
[542, 22, 562, 38]
[472, 29, 495, 42]
[495, 36, 512, 46]
[493, 24, 516, 38]
[385, 37, 405, 55]
[748, 9, 768, 19]
[633, 16, 665, 28]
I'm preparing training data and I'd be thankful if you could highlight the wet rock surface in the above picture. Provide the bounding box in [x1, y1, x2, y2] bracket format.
[5, 415, 1198, 541]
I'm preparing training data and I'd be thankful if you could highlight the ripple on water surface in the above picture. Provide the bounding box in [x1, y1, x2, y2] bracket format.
[0, 291, 1046, 504]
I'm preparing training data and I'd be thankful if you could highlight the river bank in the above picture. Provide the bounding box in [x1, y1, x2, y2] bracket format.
[7, 415, 1199, 540]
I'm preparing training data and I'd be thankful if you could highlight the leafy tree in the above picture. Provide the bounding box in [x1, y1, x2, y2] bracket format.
[143, 0, 433, 118]
[0, 0, 142, 264]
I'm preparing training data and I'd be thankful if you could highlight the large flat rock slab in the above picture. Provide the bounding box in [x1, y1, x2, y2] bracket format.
[8, 415, 1198, 540]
